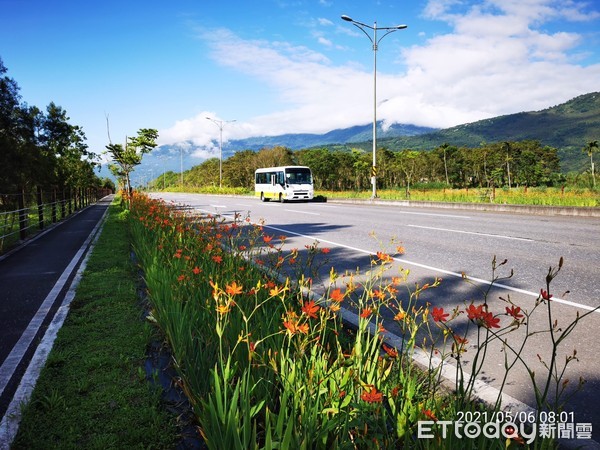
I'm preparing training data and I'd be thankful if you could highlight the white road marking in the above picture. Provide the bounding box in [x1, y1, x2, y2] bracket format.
[210, 204, 227, 208]
[397, 211, 470, 219]
[284, 209, 320, 216]
[407, 225, 534, 242]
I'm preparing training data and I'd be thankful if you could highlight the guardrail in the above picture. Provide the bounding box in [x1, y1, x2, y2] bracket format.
[0, 188, 111, 253]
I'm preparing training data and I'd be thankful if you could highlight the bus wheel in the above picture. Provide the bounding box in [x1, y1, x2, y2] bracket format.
[260, 192, 267, 202]
[279, 193, 285, 203]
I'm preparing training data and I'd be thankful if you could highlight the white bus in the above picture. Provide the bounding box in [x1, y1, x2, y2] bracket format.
[254, 166, 314, 202]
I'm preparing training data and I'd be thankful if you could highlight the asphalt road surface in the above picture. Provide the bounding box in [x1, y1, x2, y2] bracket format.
[154, 192, 600, 444]
[0, 197, 111, 431]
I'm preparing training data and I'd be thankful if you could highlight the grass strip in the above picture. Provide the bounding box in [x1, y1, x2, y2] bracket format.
[11, 202, 179, 449]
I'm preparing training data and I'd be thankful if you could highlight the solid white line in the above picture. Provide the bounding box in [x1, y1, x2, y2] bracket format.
[284, 209, 320, 216]
[209, 204, 227, 208]
[407, 224, 534, 242]
[398, 211, 470, 219]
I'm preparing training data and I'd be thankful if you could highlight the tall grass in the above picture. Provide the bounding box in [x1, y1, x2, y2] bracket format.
[319, 186, 599, 207]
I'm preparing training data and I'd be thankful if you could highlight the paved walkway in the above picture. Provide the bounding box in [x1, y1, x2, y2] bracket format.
[0, 197, 112, 423]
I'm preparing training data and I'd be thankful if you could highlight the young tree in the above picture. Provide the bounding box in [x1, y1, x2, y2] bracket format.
[583, 140, 598, 187]
[106, 128, 158, 196]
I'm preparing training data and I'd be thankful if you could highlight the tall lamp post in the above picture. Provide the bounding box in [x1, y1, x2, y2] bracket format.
[206, 117, 236, 188]
[341, 14, 407, 198]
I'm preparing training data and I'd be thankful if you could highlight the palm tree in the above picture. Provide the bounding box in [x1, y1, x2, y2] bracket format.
[583, 140, 598, 188]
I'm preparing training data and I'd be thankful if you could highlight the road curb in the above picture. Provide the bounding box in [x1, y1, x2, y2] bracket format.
[327, 198, 600, 217]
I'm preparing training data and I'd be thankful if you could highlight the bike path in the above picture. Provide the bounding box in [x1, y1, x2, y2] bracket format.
[0, 196, 112, 420]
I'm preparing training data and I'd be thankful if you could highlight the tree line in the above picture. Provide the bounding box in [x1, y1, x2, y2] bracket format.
[0, 57, 112, 209]
[154, 140, 567, 193]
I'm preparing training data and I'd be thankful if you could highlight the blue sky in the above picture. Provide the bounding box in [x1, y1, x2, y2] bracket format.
[1, 0, 599, 164]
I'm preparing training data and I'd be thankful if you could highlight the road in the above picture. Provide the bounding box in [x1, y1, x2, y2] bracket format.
[154, 192, 600, 444]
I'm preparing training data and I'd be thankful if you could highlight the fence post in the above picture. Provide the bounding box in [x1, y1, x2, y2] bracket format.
[52, 188, 57, 223]
[61, 188, 66, 219]
[18, 188, 27, 240]
[37, 186, 44, 230]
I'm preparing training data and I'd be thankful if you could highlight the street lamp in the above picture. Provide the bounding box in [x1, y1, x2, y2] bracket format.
[341, 14, 407, 198]
[206, 117, 236, 188]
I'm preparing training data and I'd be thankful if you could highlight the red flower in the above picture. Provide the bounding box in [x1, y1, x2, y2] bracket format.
[361, 386, 383, 403]
[301, 300, 320, 319]
[212, 255, 223, 264]
[192, 266, 202, 275]
[321, 247, 331, 254]
[505, 305, 523, 319]
[360, 308, 372, 319]
[432, 307, 449, 322]
[483, 312, 501, 329]
[540, 289, 553, 301]
[466, 304, 484, 320]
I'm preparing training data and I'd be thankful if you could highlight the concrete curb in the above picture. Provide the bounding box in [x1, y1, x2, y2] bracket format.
[327, 198, 600, 217]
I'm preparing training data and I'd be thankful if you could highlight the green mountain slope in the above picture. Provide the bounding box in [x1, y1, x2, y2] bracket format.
[365, 92, 600, 173]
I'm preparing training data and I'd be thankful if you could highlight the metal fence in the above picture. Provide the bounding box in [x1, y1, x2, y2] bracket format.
[0, 187, 110, 253]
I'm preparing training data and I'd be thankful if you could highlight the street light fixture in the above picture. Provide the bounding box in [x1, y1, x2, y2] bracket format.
[206, 117, 236, 188]
[341, 14, 407, 198]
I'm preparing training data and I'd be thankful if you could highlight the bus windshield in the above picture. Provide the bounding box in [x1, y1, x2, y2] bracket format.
[285, 167, 312, 184]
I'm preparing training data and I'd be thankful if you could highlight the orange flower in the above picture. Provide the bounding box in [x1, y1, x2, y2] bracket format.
[329, 303, 341, 312]
[329, 288, 345, 303]
[396, 246, 405, 255]
[376, 251, 392, 263]
[382, 344, 398, 358]
[226, 281, 243, 296]
[297, 323, 309, 334]
[212, 255, 223, 264]
[192, 266, 202, 275]
[361, 386, 383, 403]
[269, 285, 285, 297]
[216, 303, 231, 315]
[301, 300, 320, 319]
[423, 409, 438, 422]
[360, 308, 372, 319]
[177, 274, 186, 282]
[263, 234, 273, 244]
[371, 289, 385, 300]
[321, 247, 331, 254]
[283, 317, 308, 336]
[393, 311, 406, 321]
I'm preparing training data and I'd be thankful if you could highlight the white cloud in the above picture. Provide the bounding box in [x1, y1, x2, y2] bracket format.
[160, 1, 600, 147]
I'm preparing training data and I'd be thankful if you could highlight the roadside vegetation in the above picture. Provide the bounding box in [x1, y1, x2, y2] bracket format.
[147, 145, 598, 207]
[11, 201, 179, 449]
[124, 192, 595, 448]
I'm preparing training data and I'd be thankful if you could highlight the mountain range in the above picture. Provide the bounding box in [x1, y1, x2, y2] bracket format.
[109, 92, 599, 183]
